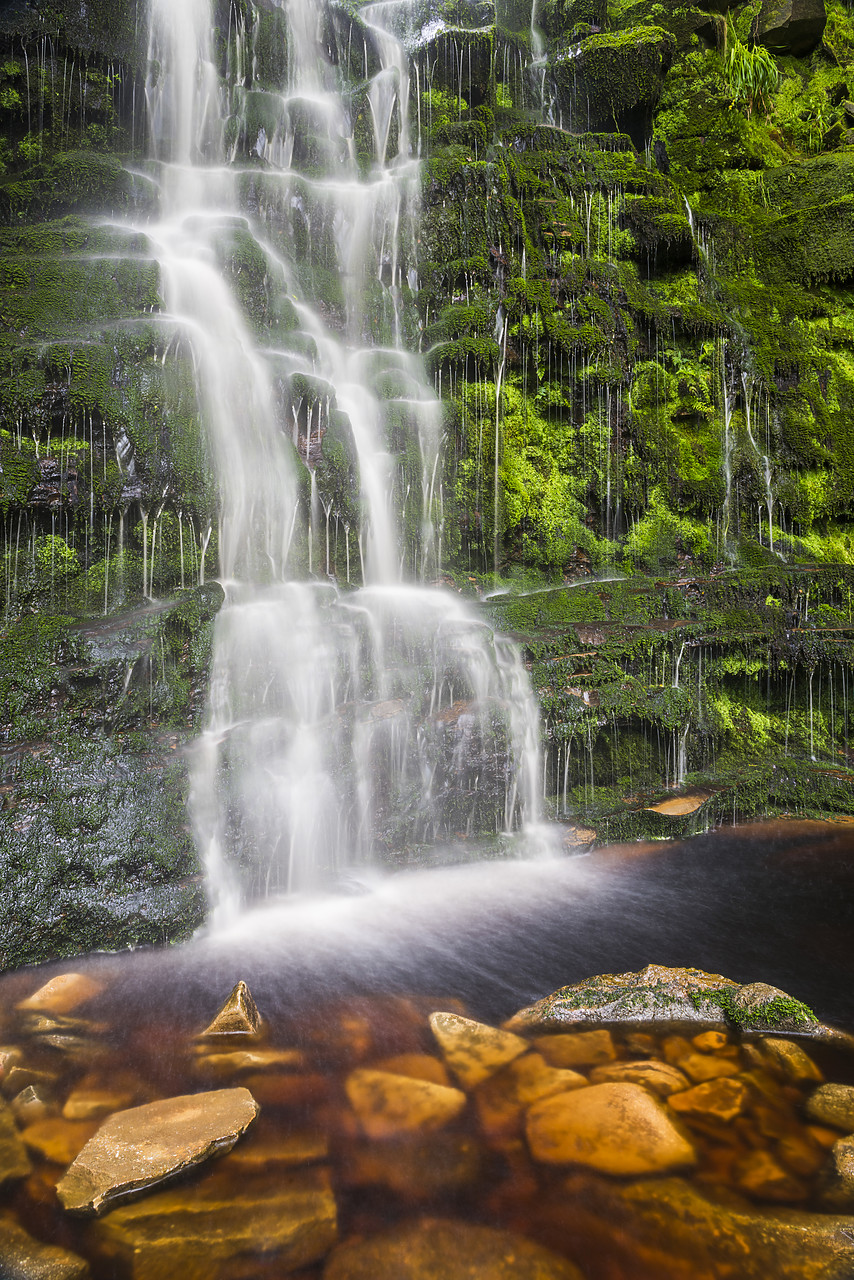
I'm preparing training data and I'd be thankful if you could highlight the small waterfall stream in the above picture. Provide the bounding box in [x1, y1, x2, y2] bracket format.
[140, 0, 548, 922]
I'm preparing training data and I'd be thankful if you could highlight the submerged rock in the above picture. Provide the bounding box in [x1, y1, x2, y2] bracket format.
[746, 1036, 823, 1085]
[56, 1088, 259, 1215]
[588, 1059, 689, 1097]
[526, 1082, 697, 1174]
[345, 1068, 466, 1138]
[0, 1101, 31, 1186]
[16, 974, 103, 1017]
[806, 1083, 854, 1131]
[533, 1030, 616, 1067]
[429, 1012, 528, 1088]
[94, 1166, 337, 1277]
[818, 1137, 854, 1210]
[324, 1217, 583, 1280]
[0, 1213, 90, 1280]
[197, 981, 263, 1039]
[668, 1076, 748, 1122]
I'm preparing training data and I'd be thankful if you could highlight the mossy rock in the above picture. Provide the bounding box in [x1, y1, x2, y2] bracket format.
[551, 26, 676, 140]
[757, 0, 827, 54]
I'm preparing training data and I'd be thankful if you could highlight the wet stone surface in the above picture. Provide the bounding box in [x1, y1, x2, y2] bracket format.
[0, 969, 852, 1279]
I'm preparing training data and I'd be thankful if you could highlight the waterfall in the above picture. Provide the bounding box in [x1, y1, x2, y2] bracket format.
[140, 0, 549, 923]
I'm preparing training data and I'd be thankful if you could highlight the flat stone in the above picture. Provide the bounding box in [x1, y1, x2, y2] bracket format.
[748, 1037, 824, 1085]
[0, 1099, 31, 1185]
[550, 1173, 854, 1279]
[806, 1083, 854, 1132]
[190, 1047, 305, 1079]
[526, 1082, 696, 1174]
[56, 1088, 259, 1215]
[818, 1137, 854, 1210]
[679, 1052, 742, 1083]
[95, 1166, 336, 1278]
[22, 1119, 101, 1166]
[589, 1059, 690, 1097]
[17, 974, 103, 1017]
[323, 1217, 583, 1280]
[345, 1069, 466, 1139]
[733, 1149, 808, 1202]
[428, 1012, 527, 1089]
[62, 1088, 136, 1122]
[645, 792, 709, 816]
[533, 1030, 616, 1067]
[0, 1212, 90, 1279]
[227, 1128, 329, 1170]
[197, 981, 262, 1039]
[505, 964, 741, 1031]
[668, 1076, 748, 1122]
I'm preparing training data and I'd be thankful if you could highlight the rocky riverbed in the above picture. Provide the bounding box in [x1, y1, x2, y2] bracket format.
[0, 964, 853, 1279]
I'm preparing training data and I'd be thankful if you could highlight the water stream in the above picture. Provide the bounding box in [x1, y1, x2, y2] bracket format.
[139, 0, 548, 922]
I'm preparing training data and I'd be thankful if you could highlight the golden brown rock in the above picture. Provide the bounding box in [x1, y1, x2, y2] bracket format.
[340, 1133, 482, 1199]
[588, 1059, 690, 1097]
[0, 1099, 31, 1186]
[533, 1030, 616, 1068]
[56, 1088, 259, 1215]
[345, 1068, 466, 1139]
[63, 1087, 137, 1122]
[22, 1118, 99, 1165]
[226, 1128, 329, 1170]
[323, 1217, 583, 1280]
[16, 974, 103, 1016]
[197, 981, 262, 1039]
[372, 1054, 451, 1087]
[692, 1030, 730, 1052]
[429, 1012, 527, 1088]
[0, 1212, 90, 1279]
[526, 1083, 696, 1174]
[190, 1047, 305, 1079]
[10, 1085, 54, 1127]
[748, 1037, 824, 1085]
[806, 1083, 854, 1131]
[733, 1149, 808, 1202]
[668, 1076, 748, 1122]
[679, 1052, 742, 1083]
[474, 1054, 586, 1140]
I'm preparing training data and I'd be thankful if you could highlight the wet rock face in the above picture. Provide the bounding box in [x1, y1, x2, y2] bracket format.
[56, 1088, 260, 1215]
[323, 1218, 584, 1280]
[0, 1214, 90, 1280]
[758, 0, 826, 54]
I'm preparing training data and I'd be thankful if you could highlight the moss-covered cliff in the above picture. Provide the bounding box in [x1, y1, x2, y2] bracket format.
[2, 0, 854, 967]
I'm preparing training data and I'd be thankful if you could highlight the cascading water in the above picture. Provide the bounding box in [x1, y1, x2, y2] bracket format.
[140, 0, 549, 923]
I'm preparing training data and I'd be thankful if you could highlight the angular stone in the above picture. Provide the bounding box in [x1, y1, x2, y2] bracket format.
[506, 964, 741, 1031]
[17, 974, 103, 1017]
[668, 1076, 748, 1122]
[0, 1100, 31, 1186]
[818, 1137, 854, 1210]
[526, 1082, 696, 1174]
[589, 1059, 690, 1097]
[2, 1066, 58, 1099]
[95, 1167, 336, 1278]
[679, 1052, 742, 1083]
[749, 1037, 824, 1085]
[806, 1083, 854, 1132]
[0, 1048, 22, 1084]
[758, 0, 826, 55]
[324, 1217, 583, 1280]
[533, 1030, 616, 1068]
[733, 1149, 808, 1202]
[429, 1012, 527, 1089]
[56, 1088, 259, 1215]
[62, 1088, 136, 1122]
[0, 1212, 90, 1279]
[11, 1085, 55, 1127]
[197, 981, 262, 1039]
[345, 1069, 466, 1139]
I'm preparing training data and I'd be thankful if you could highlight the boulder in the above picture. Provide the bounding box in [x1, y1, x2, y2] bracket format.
[550, 27, 675, 141]
[56, 1088, 259, 1215]
[526, 1082, 697, 1174]
[323, 1217, 583, 1280]
[94, 1166, 337, 1277]
[428, 1012, 527, 1088]
[0, 1213, 90, 1280]
[345, 1069, 466, 1139]
[818, 1137, 854, 1210]
[758, 0, 826, 55]
[806, 1084, 854, 1132]
[0, 1100, 31, 1186]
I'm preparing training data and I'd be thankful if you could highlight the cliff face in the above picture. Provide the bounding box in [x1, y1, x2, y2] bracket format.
[1, 0, 853, 966]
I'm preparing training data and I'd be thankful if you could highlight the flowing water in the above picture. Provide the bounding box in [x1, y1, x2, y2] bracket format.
[138, 0, 550, 922]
